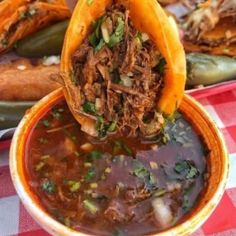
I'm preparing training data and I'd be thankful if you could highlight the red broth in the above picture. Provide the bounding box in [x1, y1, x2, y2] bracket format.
[25, 101, 207, 236]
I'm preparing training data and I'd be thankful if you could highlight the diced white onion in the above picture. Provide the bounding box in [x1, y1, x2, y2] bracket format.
[152, 198, 173, 228]
[17, 65, 26, 70]
[167, 182, 182, 192]
[141, 33, 149, 42]
[43, 56, 60, 66]
[120, 75, 132, 87]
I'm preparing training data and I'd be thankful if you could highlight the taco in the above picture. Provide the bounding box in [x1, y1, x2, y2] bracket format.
[183, 0, 236, 56]
[0, 0, 70, 53]
[61, 0, 186, 137]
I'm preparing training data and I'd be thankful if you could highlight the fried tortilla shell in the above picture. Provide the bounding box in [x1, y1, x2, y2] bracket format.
[0, 1, 70, 54]
[0, 59, 60, 101]
[61, 0, 186, 135]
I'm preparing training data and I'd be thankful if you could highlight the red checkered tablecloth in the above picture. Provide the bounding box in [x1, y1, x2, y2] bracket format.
[1, 90, 236, 236]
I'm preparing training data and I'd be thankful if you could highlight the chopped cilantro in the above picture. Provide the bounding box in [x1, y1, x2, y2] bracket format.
[89, 33, 99, 47]
[182, 194, 190, 210]
[112, 140, 133, 156]
[108, 17, 125, 48]
[108, 121, 117, 132]
[83, 101, 97, 115]
[186, 164, 199, 179]
[51, 109, 62, 120]
[95, 38, 105, 52]
[88, 150, 102, 160]
[155, 58, 166, 75]
[175, 161, 189, 173]
[174, 160, 199, 179]
[88, 15, 124, 51]
[41, 180, 56, 194]
[132, 160, 156, 186]
[42, 119, 50, 127]
[85, 168, 96, 181]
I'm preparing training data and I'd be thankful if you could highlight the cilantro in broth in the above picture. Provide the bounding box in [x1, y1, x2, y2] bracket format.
[174, 160, 199, 179]
[85, 168, 96, 181]
[132, 160, 156, 186]
[88, 150, 102, 160]
[41, 179, 56, 194]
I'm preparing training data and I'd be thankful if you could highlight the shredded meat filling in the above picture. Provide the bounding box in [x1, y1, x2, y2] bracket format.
[72, 4, 165, 137]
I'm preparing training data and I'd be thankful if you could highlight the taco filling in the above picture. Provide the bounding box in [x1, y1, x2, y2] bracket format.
[71, 4, 167, 138]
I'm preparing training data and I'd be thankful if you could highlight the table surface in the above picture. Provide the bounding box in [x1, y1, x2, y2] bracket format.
[1, 89, 236, 236]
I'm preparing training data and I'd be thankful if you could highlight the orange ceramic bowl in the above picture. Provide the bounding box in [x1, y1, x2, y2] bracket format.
[10, 88, 229, 236]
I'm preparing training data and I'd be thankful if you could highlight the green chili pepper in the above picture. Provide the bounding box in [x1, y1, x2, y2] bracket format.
[186, 53, 236, 87]
[15, 20, 69, 57]
[0, 101, 35, 129]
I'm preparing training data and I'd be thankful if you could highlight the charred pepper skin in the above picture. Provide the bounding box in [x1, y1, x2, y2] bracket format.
[0, 101, 35, 129]
[186, 53, 236, 87]
[15, 20, 69, 57]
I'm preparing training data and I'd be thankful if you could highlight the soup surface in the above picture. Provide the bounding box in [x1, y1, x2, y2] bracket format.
[25, 101, 207, 236]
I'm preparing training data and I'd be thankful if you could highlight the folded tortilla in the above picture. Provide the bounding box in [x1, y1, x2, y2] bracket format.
[61, 0, 186, 135]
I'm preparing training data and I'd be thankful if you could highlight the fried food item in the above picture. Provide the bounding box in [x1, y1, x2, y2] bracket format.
[183, 0, 236, 56]
[0, 59, 60, 101]
[61, 0, 186, 136]
[0, 0, 70, 54]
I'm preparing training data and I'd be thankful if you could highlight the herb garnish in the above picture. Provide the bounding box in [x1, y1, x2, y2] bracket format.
[89, 15, 125, 51]
[107, 17, 125, 48]
[85, 168, 96, 181]
[88, 150, 102, 160]
[83, 101, 97, 115]
[42, 119, 50, 127]
[154, 58, 166, 75]
[112, 140, 133, 156]
[174, 160, 199, 179]
[132, 160, 156, 186]
[41, 179, 56, 194]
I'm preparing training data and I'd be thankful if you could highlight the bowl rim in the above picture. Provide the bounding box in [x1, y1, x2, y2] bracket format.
[10, 88, 229, 236]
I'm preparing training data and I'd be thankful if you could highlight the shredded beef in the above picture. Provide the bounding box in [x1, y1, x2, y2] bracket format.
[104, 199, 134, 223]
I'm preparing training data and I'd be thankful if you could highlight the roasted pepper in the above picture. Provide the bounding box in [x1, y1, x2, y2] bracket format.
[186, 53, 236, 87]
[0, 101, 35, 129]
[16, 20, 69, 57]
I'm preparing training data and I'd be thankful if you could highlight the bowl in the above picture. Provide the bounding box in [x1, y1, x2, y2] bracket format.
[10, 88, 229, 236]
